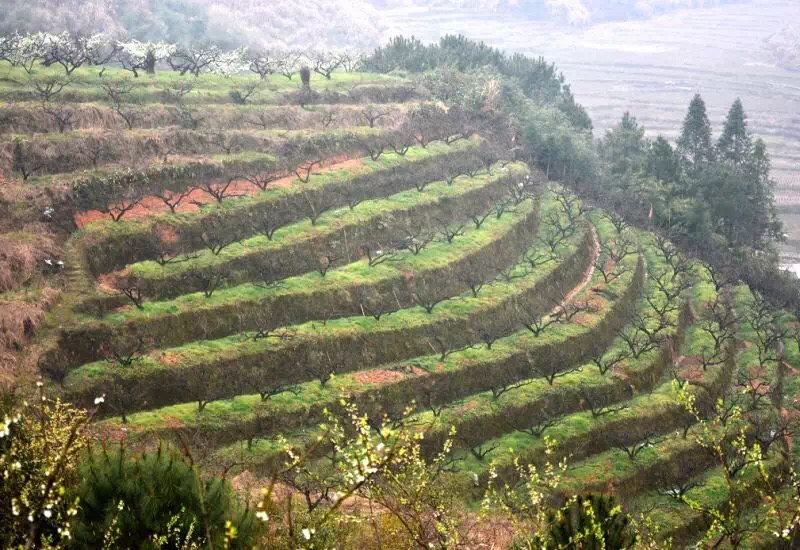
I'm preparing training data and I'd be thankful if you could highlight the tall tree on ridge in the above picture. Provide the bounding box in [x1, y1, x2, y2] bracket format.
[677, 93, 713, 173]
[717, 98, 752, 168]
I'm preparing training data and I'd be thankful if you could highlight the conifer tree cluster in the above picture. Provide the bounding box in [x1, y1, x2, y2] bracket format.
[598, 94, 781, 251]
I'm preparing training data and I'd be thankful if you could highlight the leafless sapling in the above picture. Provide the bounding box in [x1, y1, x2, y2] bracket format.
[293, 159, 323, 183]
[579, 384, 629, 418]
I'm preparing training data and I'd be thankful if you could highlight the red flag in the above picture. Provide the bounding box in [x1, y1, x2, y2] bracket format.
[648, 204, 654, 220]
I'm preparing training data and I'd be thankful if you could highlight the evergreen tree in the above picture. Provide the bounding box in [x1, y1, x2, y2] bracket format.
[745, 138, 783, 246]
[599, 111, 647, 177]
[546, 494, 636, 549]
[717, 98, 752, 168]
[677, 94, 713, 171]
[70, 443, 257, 548]
[646, 135, 681, 183]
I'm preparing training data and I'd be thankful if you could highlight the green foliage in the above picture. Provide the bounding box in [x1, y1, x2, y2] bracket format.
[71, 443, 257, 549]
[677, 94, 714, 172]
[545, 494, 636, 549]
[253, 399, 463, 548]
[364, 34, 592, 131]
[599, 111, 647, 178]
[597, 96, 781, 252]
[0, 389, 91, 548]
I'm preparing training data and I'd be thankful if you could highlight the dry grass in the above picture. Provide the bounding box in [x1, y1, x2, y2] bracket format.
[0, 286, 58, 386]
[0, 229, 59, 292]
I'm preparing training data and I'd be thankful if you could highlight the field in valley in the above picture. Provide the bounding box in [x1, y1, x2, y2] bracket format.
[378, 0, 800, 245]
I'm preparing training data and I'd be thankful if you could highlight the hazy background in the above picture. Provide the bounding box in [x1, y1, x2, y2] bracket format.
[2, 0, 799, 255]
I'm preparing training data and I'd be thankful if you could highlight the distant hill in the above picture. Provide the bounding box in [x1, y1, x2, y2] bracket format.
[0, 0, 386, 49]
[371, 0, 749, 25]
[766, 24, 800, 70]
[0, 0, 752, 49]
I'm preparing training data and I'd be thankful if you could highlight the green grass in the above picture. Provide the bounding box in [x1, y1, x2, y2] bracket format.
[64, 197, 544, 387]
[76, 138, 477, 253]
[146, 213, 641, 466]
[120, 160, 523, 283]
[0, 63, 405, 105]
[85, 165, 528, 325]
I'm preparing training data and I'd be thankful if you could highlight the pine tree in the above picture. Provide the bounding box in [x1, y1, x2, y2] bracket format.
[599, 111, 647, 177]
[646, 135, 681, 183]
[717, 98, 752, 168]
[745, 138, 782, 246]
[677, 94, 713, 171]
[546, 494, 636, 549]
[71, 443, 258, 548]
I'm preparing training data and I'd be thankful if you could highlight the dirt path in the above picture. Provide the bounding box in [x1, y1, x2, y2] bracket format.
[74, 155, 366, 228]
[549, 223, 600, 316]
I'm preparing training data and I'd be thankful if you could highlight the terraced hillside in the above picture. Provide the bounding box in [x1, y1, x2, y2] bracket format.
[3, 62, 799, 546]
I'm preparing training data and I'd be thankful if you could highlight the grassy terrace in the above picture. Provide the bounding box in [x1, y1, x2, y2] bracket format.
[76, 138, 481, 275]
[109, 161, 527, 300]
[422, 227, 707, 479]
[0, 65, 410, 105]
[435, 314, 734, 501]
[619, 282, 799, 544]
[31, 150, 275, 190]
[57, 165, 534, 359]
[205, 220, 640, 472]
[202, 222, 722, 496]
[10, 125, 386, 179]
[94, 196, 592, 430]
[0, 101, 419, 134]
[64, 196, 606, 412]
[473, 273, 730, 491]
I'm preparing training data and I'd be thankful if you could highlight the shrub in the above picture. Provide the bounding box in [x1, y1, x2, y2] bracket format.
[543, 494, 636, 549]
[70, 443, 258, 549]
[0, 387, 91, 548]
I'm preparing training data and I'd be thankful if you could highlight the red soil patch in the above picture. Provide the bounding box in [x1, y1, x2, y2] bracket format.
[74, 155, 366, 228]
[163, 415, 187, 429]
[159, 352, 185, 366]
[352, 365, 427, 385]
[680, 364, 705, 383]
[570, 313, 592, 326]
[782, 361, 800, 377]
[455, 400, 479, 414]
[551, 225, 600, 314]
[96, 272, 121, 292]
[610, 365, 629, 379]
[155, 224, 180, 244]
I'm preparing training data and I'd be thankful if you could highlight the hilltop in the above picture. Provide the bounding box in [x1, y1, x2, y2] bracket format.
[0, 35, 799, 548]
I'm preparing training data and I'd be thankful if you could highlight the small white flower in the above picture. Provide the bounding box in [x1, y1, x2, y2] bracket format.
[376, 442, 384, 452]
[256, 511, 269, 522]
[43, 509, 52, 518]
[302, 528, 314, 540]
[94, 396, 105, 405]
[56, 260, 64, 267]
[44, 259, 53, 266]
[36, 381, 43, 387]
